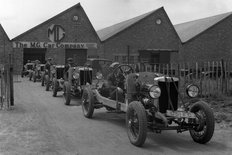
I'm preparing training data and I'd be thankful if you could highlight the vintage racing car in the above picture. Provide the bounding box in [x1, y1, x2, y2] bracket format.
[45, 65, 64, 91]
[81, 63, 215, 147]
[21, 62, 34, 78]
[62, 66, 92, 105]
[32, 64, 45, 82]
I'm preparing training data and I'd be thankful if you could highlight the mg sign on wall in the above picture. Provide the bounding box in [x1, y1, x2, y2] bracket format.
[48, 24, 65, 42]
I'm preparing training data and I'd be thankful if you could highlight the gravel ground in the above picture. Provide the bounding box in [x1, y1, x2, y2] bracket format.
[0, 77, 232, 155]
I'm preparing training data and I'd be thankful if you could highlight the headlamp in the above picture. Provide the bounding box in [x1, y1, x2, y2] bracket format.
[149, 85, 161, 99]
[186, 84, 199, 98]
[73, 72, 80, 79]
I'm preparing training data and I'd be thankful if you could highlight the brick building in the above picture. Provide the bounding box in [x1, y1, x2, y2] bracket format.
[175, 12, 232, 63]
[97, 7, 181, 65]
[11, 3, 101, 74]
[0, 24, 12, 65]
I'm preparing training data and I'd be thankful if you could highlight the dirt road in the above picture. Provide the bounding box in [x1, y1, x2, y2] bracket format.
[0, 77, 232, 155]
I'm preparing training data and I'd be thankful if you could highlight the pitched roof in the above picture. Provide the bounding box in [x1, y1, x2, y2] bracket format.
[12, 3, 100, 41]
[174, 12, 232, 43]
[97, 8, 162, 42]
[0, 24, 10, 41]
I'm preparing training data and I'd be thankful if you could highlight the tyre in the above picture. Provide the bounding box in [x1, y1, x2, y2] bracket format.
[63, 81, 71, 105]
[33, 73, 36, 82]
[29, 72, 32, 81]
[45, 75, 50, 91]
[41, 74, 45, 86]
[189, 101, 215, 144]
[81, 87, 95, 118]
[52, 79, 58, 97]
[126, 101, 147, 147]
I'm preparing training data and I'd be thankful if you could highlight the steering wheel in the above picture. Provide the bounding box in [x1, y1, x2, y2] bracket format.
[112, 64, 134, 85]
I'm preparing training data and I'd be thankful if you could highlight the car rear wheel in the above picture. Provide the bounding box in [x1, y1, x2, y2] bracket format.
[126, 101, 147, 147]
[52, 79, 58, 97]
[189, 101, 215, 144]
[81, 87, 95, 118]
[63, 81, 71, 105]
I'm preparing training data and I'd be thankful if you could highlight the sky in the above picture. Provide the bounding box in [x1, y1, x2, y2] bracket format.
[0, 0, 232, 39]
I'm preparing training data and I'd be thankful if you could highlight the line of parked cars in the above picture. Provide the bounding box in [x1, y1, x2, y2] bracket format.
[23, 58, 215, 147]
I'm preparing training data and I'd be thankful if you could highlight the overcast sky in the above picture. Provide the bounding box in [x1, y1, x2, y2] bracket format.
[0, 0, 232, 39]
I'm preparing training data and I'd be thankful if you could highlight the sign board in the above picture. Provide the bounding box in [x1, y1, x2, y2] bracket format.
[12, 41, 97, 49]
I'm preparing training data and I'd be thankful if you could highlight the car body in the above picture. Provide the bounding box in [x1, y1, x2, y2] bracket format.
[21, 62, 35, 78]
[45, 65, 65, 91]
[81, 63, 215, 147]
[32, 64, 45, 82]
[62, 66, 93, 105]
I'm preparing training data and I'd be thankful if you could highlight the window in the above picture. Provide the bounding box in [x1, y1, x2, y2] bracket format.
[122, 56, 127, 64]
[115, 56, 119, 62]
[129, 56, 134, 64]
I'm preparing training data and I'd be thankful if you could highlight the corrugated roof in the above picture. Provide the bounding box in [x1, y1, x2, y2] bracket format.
[174, 12, 232, 43]
[97, 8, 161, 41]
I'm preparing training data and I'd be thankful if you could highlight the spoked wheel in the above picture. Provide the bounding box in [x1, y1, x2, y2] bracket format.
[113, 64, 134, 81]
[126, 101, 147, 147]
[52, 79, 58, 97]
[189, 101, 215, 144]
[63, 81, 71, 105]
[81, 87, 95, 118]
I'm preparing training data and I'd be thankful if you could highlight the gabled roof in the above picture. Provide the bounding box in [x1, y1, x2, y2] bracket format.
[0, 24, 10, 41]
[12, 3, 100, 41]
[174, 12, 232, 43]
[97, 8, 162, 42]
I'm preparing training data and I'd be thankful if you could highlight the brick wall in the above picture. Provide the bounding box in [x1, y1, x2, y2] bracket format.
[101, 8, 180, 63]
[178, 15, 232, 63]
[12, 4, 101, 73]
[0, 26, 12, 66]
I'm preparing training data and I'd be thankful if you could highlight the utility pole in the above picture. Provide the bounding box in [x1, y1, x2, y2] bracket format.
[127, 45, 130, 64]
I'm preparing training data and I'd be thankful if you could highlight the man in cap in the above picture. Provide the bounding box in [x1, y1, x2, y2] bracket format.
[64, 58, 74, 80]
[45, 58, 53, 75]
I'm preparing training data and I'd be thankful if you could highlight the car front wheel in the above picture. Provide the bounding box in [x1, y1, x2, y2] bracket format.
[189, 101, 215, 144]
[63, 81, 71, 105]
[126, 101, 147, 147]
[81, 87, 95, 118]
[45, 75, 50, 91]
[52, 79, 58, 97]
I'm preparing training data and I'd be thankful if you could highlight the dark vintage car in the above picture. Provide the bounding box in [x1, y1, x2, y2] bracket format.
[62, 66, 93, 105]
[45, 65, 65, 91]
[32, 64, 45, 82]
[21, 62, 35, 78]
[81, 63, 215, 147]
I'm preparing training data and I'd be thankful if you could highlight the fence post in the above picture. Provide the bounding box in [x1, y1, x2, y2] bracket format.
[9, 54, 14, 106]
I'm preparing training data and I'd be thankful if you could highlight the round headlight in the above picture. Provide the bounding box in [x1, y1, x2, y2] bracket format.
[149, 85, 161, 99]
[73, 72, 80, 79]
[186, 84, 199, 98]
[96, 72, 103, 80]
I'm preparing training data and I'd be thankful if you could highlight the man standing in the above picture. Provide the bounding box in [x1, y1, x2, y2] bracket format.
[64, 58, 74, 81]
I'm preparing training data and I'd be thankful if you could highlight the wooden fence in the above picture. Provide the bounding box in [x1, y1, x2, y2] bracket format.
[133, 60, 232, 97]
[0, 64, 14, 109]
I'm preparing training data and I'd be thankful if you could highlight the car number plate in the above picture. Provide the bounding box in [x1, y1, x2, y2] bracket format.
[166, 110, 196, 118]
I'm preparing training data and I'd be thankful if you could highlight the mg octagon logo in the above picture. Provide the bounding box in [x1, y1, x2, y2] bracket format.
[48, 24, 65, 42]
